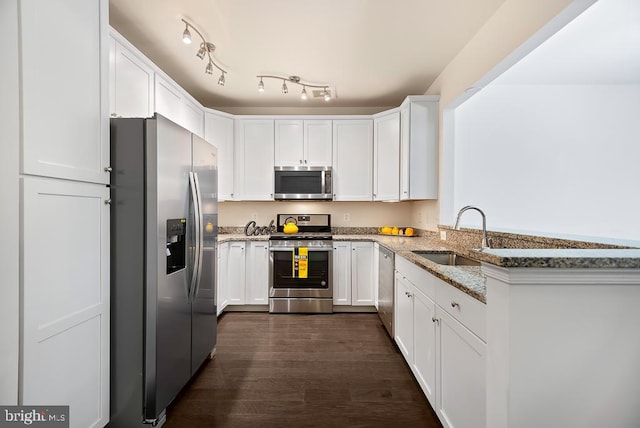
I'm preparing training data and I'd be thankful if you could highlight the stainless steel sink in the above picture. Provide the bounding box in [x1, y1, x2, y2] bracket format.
[412, 251, 481, 267]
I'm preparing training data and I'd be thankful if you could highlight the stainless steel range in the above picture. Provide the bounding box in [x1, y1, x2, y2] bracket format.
[269, 214, 333, 313]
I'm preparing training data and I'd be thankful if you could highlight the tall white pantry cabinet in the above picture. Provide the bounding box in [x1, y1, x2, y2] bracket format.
[1, 1, 110, 427]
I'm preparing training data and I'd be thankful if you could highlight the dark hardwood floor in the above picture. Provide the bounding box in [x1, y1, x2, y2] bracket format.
[164, 312, 442, 428]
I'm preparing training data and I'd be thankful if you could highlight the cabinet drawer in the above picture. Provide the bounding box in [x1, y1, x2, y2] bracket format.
[395, 255, 435, 299]
[436, 279, 486, 341]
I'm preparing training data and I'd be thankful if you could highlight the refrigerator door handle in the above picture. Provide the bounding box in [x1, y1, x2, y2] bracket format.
[188, 172, 202, 301]
[192, 171, 205, 301]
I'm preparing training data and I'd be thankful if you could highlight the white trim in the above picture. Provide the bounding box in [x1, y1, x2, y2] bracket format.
[482, 264, 640, 285]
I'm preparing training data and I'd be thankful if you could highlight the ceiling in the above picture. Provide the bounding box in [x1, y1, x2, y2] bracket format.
[109, 0, 507, 112]
[493, 0, 640, 85]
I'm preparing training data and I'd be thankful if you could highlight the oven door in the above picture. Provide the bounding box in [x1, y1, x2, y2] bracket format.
[269, 246, 332, 298]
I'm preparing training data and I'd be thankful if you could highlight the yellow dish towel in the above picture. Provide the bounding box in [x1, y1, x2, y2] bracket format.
[292, 247, 308, 279]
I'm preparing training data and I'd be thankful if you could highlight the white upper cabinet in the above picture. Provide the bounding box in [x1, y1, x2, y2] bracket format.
[154, 75, 204, 138]
[20, 0, 109, 184]
[373, 111, 401, 201]
[332, 120, 373, 201]
[400, 96, 439, 200]
[155, 76, 182, 125]
[109, 35, 154, 118]
[274, 120, 304, 165]
[274, 119, 332, 166]
[304, 120, 333, 166]
[204, 112, 234, 201]
[234, 119, 274, 200]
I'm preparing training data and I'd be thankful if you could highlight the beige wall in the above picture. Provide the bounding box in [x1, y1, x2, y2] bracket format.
[219, 201, 415, 228]
[415, 0, 587, 227]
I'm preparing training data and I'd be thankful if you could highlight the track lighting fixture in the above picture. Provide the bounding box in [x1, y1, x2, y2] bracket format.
[182, 24, 191, 44]
[256, 75, 333, 101]
[181, 18, 227, 85]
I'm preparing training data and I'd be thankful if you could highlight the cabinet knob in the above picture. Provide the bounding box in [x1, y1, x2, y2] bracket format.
[104, 166, 112, 172]
[304, 160, 307, 164]
[300, 160, 303, 164]
[432, 317, 439, 325]
[104, 199, 112, 205]
[451, 301, 459, 308]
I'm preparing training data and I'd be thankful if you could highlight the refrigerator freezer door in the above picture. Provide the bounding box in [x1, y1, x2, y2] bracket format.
[144, 115, 193, 420]
[191, 134, 218, 374]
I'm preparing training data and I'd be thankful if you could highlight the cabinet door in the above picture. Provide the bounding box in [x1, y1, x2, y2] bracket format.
[155, 76, 183, 126]
[373, 112, 400, 201]
[246, 242, 269, 305]
[413, 289, 437, 406]
[216, 242, 229, 315]
[22, 177, 109, 428]
[400, 100, 438, 200]
[304, 120, 333, 166]
[227, 242, 246, 304]
[274, 120, 304, 166]
[20, 0, 108, 184]
[182, 98, 204, 138]
[394, 273, 414, 362]
[112, 40, 154, 118]
[351, 241, 375, 306]
[436, 307, 486, 428]
[205, 113, 234, 201]
[234, 120, 274, 200]
[332, 242, 352, 305]
[332, 120, 373, 201]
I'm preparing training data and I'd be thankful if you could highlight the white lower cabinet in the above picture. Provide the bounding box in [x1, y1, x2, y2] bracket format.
[217, 240, 270, 309]
[333, 242, 352, 305]
[226, 241, 246, 305]
[216, 242, 229, 315]
[435, 307, 486, 428]
[246, 242, 269, 305]
[394, 255, 486, 428]
[351, 242, 375, 306]
[21, 176, 109, 428]
[333, 241, 375, 307]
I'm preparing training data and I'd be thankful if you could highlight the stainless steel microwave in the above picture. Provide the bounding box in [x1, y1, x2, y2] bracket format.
[274, 166, 333, 200]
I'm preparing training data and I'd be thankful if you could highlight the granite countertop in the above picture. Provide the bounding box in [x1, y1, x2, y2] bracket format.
[471, 248, 640, 269]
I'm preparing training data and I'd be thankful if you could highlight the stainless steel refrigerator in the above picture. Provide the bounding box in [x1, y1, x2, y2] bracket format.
[108, 114, 217, 427]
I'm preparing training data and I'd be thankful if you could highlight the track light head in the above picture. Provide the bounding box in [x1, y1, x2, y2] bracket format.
[205, 61, 213, 75]
[282, 81, 288, 94]
[301, 87, 308, 100]
[218, 73, 225, 86]
[258, 78, 265, 92]
[196, 43, 206, 59]
[182, 25, 192, 44]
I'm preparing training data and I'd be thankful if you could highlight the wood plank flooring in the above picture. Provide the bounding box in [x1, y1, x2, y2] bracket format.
[164, 312, 442, 428]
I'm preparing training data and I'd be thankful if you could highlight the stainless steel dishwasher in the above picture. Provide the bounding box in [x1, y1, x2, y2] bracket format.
[378, 245, 395, 337]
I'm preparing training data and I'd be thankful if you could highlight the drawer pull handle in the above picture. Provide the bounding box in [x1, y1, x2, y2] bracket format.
[451, 301, 459, 308]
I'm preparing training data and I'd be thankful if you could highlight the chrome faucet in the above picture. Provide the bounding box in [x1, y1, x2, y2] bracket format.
[454, 206, 490, 250]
